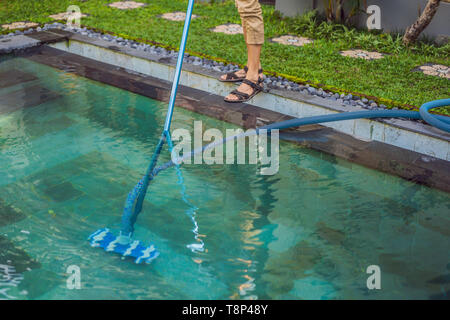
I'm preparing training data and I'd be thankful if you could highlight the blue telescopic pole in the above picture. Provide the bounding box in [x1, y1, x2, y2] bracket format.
[119, 0, 195, 237]
[163, 0, 195, 133]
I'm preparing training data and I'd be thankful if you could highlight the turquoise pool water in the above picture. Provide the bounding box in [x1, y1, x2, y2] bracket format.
[0, 56, 449, 300]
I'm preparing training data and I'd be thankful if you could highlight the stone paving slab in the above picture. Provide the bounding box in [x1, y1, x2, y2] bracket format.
[1, 22, 39, 30]
[340, 49, 385, 60]
[415, 63, 450, 79]
[270, 35, 313, 46]
[0, 30, 71, 54]
[0, 35, 40, 53]
[26, 30, 71, 43]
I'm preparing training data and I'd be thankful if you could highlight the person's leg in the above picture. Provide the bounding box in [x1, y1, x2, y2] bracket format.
[220, 2, 247, 82]
[245, 43, 262, 82]
[225, 0, 264, 102]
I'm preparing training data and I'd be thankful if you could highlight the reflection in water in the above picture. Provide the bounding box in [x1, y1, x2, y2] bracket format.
[234, 169, 280, 300]
[175, 157, 205, 253]
[167, 132, 205, 253]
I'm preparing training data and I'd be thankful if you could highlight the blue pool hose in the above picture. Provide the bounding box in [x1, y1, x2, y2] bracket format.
[117, 0, 450, 242]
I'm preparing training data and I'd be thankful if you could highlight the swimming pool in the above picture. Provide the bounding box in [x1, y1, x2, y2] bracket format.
[0, 56, 449, 300]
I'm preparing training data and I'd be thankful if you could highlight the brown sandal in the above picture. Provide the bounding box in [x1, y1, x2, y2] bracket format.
[219, 66, 263, 82]
[224, 78, 263, 103]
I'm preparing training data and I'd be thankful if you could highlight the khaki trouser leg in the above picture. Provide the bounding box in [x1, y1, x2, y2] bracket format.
[235, 0, 264, 45]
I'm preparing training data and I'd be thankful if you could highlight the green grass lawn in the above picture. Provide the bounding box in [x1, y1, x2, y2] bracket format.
[1, 0, 449, 111]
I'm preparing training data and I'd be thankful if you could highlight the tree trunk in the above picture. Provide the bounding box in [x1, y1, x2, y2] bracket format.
[335, 0, 345, 24]
[403, 0, 441, 46]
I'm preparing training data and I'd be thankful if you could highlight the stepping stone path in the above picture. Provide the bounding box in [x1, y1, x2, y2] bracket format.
[161, 11, 198, 21]
[211, 24, 243, 35]
[340, 49, 384, 60]
[416, 64, 450, 79]
[270, 35, 313, 46]
[1, 22, 39, 30]
[108, 1, 146, 9]
[49, 12, 88, 21]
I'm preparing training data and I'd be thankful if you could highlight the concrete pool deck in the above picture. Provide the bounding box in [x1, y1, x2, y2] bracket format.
[1, 29, 450, 192]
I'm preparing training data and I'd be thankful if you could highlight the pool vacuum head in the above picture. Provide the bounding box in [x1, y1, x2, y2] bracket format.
[88, 228, 159, 264]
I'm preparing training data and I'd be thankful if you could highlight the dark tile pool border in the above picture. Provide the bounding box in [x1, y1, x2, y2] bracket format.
[9, 44, 449, 193]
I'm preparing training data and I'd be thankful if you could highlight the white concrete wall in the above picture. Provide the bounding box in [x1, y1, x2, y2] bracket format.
[275, 0, 450, 39]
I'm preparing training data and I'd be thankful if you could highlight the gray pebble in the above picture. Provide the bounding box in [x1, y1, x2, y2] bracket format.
[307, 87, 316, 94]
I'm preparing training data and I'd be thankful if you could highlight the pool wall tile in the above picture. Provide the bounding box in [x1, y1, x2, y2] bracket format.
[413, 134, 448, 159]
[384, 126, 417, 152]
[326, 119, 356, 137]
[371, 121, 386, 142]
[353, 119, 372, 141]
